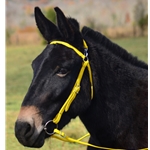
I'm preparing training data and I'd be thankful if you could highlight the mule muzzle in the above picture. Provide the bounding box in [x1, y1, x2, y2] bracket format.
[15, 119, 44, 147]
[14, 106, 45, 147]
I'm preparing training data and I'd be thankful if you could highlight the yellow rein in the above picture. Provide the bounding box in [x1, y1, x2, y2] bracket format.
[43, 40, 147, 150]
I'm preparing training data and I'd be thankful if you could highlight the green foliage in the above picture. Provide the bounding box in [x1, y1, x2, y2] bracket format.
[134, 0, 148, 36]
[6, 28, 14, 45]
[45, 7, 56, 24]
[138, 14, 148, 29]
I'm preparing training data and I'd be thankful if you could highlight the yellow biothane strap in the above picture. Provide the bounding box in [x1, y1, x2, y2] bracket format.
[52, 129, 148, 150]
[52, 129, 109, 149]
[50, 40, 86, 60]
[50, 40, 93, 124]
[53, 60, 90, 124]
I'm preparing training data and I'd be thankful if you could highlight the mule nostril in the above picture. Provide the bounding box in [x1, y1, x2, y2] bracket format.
[24, 122, 33, 138]
[15, 120, 34, 140]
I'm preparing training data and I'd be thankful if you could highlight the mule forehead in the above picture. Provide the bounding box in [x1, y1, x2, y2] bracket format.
[21, 43, 83, 107]
[32, 44, 81, 72]
[32, 45, 54, 70]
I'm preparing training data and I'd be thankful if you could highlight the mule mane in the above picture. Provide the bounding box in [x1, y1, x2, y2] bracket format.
[82, 26, 148, 70]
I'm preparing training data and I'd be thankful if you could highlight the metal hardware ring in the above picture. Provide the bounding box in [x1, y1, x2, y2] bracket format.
[44, 120, 58, 135]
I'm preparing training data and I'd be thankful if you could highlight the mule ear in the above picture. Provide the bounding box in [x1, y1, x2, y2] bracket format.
[54, 7, 74, 40]
[34, 7, 61, 42]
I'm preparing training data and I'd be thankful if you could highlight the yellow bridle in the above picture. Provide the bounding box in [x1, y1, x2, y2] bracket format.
[43, 40, 147, 150]
[50, 40, 93, 125]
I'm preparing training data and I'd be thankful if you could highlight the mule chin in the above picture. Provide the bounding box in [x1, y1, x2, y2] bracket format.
[29, 130, 46, 148]
[15, 131, 46, 148]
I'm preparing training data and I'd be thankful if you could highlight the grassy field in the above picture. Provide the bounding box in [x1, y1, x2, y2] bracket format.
[6, 37, 148, 150]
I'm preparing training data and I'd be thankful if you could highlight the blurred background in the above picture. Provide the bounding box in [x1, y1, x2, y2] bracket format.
[6, 0, 148, 150]
[6, 0, 148, 45]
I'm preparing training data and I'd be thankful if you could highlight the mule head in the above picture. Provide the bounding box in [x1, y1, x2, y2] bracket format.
[15, 7, 91, 148]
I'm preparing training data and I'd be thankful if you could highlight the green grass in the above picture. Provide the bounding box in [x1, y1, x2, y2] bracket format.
[6, 37, 147, 150]
[112, 36, 148, 63]
[6, 45, 44, 111]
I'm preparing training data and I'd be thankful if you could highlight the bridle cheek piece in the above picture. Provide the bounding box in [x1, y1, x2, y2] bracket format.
[48, 40, 93, 125]
[44, 39, 94, 137]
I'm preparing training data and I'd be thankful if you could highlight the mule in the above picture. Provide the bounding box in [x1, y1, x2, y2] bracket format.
[15, 7, 148, 149]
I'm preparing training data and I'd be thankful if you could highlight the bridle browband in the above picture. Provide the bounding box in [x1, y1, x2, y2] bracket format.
[43, 40, 147, 150]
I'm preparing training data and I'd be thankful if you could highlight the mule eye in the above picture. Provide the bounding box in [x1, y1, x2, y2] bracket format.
[57, 68, 69, 77]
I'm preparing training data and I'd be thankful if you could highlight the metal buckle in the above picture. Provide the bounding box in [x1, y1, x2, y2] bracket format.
[84, 48, 88, 57]
[44, 120, 58, 135]
[84, 48, 89, 61]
